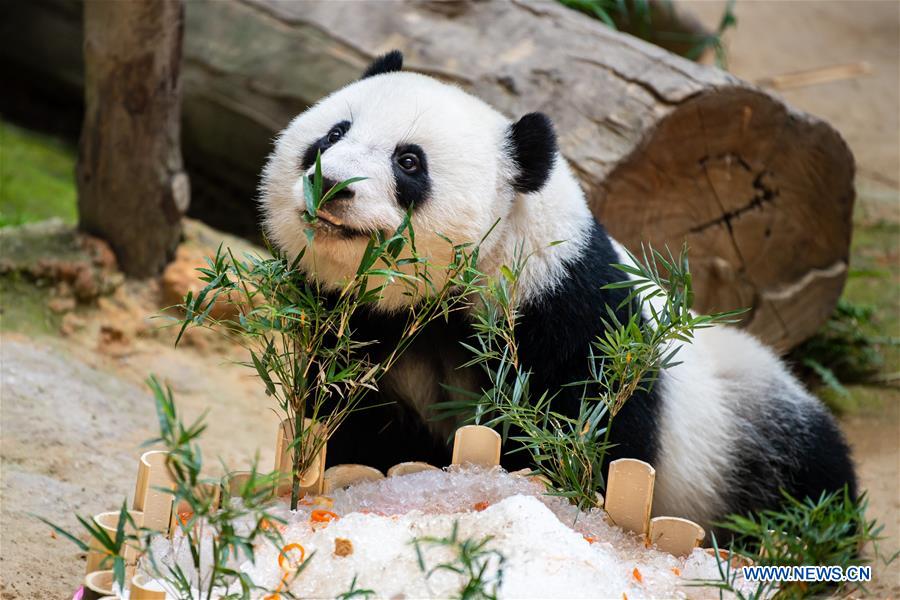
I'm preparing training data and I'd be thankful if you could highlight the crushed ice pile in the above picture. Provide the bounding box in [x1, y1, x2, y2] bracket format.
[135, 467, 759, 599]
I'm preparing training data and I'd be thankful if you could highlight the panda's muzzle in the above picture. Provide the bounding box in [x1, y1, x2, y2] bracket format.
[306, 177, 366, 237]
[320, 177, 355, 203]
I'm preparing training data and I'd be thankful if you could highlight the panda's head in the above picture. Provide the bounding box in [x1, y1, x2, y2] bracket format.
[261, 51, 593, 310]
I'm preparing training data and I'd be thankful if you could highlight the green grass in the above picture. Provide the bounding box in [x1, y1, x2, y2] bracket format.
[0, 119, 78, 228]
[844, 221, 900, 372]
[790, 193, 900, 415]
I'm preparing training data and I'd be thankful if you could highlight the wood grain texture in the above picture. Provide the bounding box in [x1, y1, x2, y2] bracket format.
[2, 0, 854, 349]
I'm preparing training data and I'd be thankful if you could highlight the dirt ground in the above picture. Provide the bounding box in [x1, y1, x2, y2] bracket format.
[2, 2, 899, 599]
[690, 2, 900, 594]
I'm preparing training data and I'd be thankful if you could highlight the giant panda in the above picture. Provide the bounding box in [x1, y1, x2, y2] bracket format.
[260, 50, 856, 529]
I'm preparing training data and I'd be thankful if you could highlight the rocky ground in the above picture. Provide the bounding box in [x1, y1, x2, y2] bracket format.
[1, 220, 281, 599]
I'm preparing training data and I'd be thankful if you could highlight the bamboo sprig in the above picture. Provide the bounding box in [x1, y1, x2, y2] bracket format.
[436, 243, 741, 510]
[173, 154, 483, 510]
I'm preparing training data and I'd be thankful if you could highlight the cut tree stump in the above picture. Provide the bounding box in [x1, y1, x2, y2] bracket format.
[2, 0, 855, 350]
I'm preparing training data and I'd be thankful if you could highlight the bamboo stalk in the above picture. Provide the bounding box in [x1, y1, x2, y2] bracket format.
[649, 516, 705, 556]
[386, 461, 440, 477]
[130, 573, 166, 599]
[451, 425, 501, 468]
[85, 510, 143, 575]
[132, 450, 175, 535]
[83, 570, 114, 600]
[323, 464, 384, 493]
[604, 458, 655, 535]
[274, 417, 327, 498]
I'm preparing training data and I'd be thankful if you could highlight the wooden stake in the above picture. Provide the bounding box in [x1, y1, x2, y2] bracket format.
[324, 464, 384, 493]
[604, 458, 655, 535]
[451, 425, 501, 468]
[387, 461, 440, 477]
[85, 510, 143, 575]
[757, 61, 871, 90]
[130, 573, 166, 599]
[649, 516, 705, 557]
[83, 570, 114, 600]
[132, 450, 175, 535]
[274, 418, 327, 497]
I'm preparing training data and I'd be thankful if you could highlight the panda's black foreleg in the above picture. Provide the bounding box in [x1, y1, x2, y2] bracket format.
[321, 393, 451, 471]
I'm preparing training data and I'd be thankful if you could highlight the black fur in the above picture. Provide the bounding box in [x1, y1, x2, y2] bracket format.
[301, 120, 351, 171]
[362, 50, 404, 79]
[723, 391, 857, 520]
[320, 304, 467, 470]
[392, 144, 431, 209]
[510, 220, 660, 470]
[321, 219, 662, 475]
[508, 113, 558, 194]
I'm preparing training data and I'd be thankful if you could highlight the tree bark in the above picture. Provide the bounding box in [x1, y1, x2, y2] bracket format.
[76, 0, 189, 277]
[3, 0, 854, 351]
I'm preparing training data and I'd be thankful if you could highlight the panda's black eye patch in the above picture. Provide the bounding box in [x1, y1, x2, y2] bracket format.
[392, 144, 430, 209]
[301, 120, 351, 170]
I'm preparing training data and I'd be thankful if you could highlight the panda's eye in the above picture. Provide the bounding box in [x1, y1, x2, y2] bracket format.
[326, 126, 345, 144]
[397, 153, 420, 174]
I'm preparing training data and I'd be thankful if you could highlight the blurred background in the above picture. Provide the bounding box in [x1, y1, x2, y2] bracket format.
[1, 1, 897, 597]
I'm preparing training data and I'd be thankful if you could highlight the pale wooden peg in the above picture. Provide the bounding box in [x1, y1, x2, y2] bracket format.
[649, 516, 705, 556]
[85, 509, 144, 575]
[604, 458, 655, 535]
[324, 464, 385, 493]
[451, 425, 501, 468]
[130, 572, 166, 599]
[274, 418, 327, 497]
[83, 569, 114, 600]
[132, 450, 175, 535]
[387, 461, 440, 477]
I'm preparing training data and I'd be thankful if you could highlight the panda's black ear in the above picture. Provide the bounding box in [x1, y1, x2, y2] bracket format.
[361, 50, 404, 79]
[508, 112, 558, 194]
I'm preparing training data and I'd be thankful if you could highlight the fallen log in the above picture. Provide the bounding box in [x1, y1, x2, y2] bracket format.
[1, 0, 855, 351]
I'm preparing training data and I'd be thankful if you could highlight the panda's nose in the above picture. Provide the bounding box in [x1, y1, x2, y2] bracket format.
[320, 177, 355, 202]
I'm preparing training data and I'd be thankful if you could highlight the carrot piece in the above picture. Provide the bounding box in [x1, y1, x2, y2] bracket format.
[473, 501, 490, 512]
[178, 511, 194, 525]
[310, 509, 339, 523]
[278, 543, 306, 571]
[583, 535, 598, 544]
[632, 567, 643, 583]
[671, 567, 681, 576]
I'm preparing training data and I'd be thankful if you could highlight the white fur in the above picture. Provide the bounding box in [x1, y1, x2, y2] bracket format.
[607, 243, 821, 525]
[260, 72, 592, 310]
